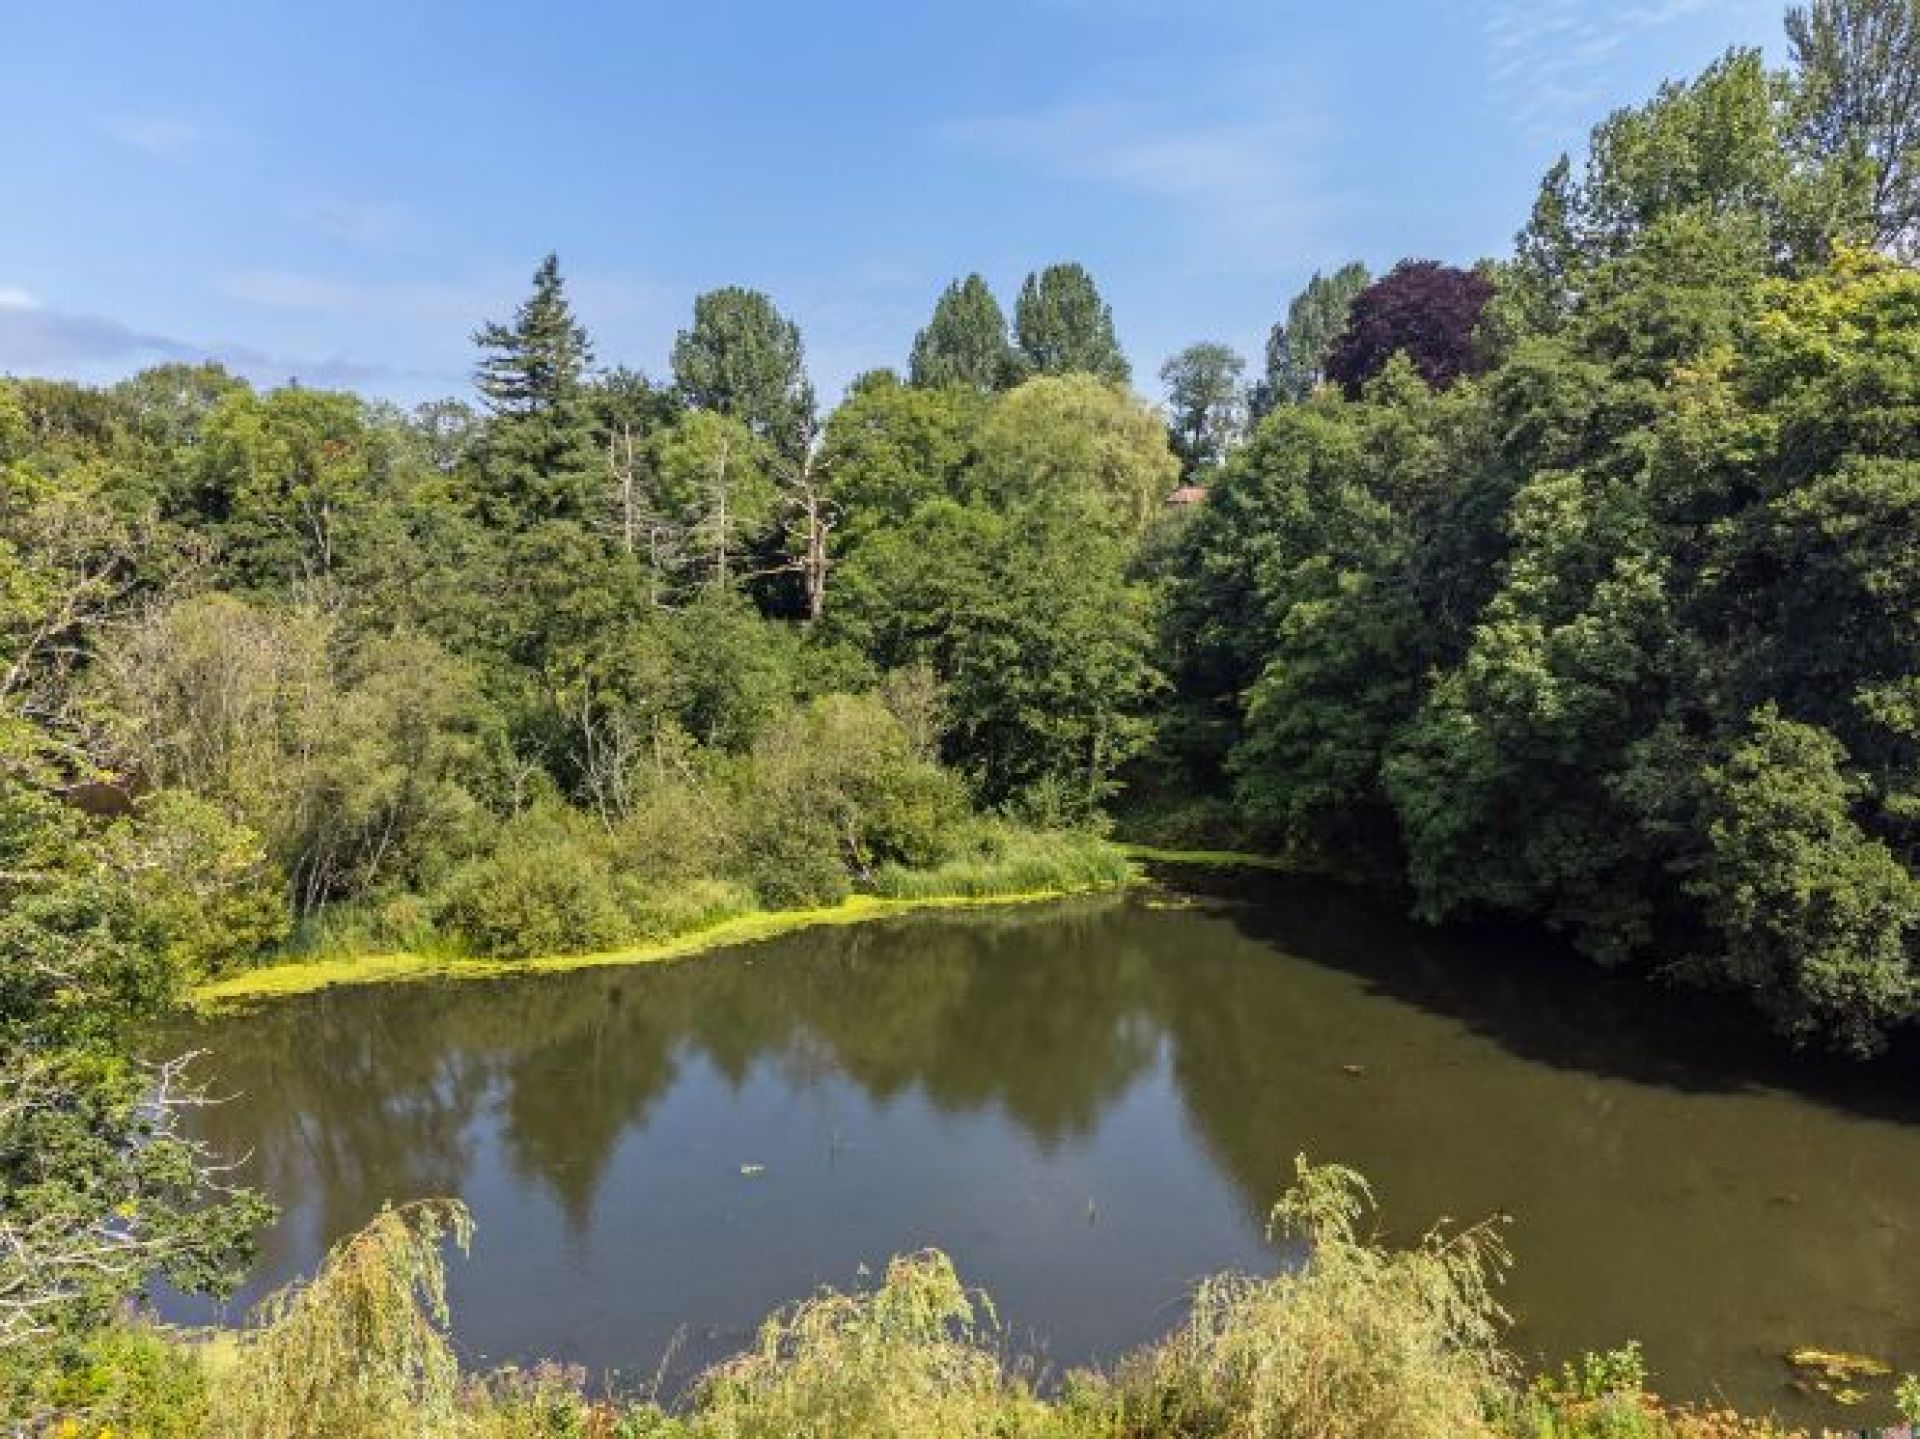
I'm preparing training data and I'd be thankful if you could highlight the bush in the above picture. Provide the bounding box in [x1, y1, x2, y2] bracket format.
[0, 1322, 210, 1439]
[687, 1250, 1045, 1439]
[105, 790, 289, 978]
[433, 807, 627, 959]
[732, 694, 970, 907]
[616, 876, 755, 942]
[209, 1200, 472, 1439]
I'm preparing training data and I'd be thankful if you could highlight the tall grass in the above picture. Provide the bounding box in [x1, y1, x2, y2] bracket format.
[871, 826, 1135, 900]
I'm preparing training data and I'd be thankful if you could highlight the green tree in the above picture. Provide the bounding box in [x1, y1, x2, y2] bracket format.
[1251, 263, 1371, 415]
[1691, 707, 1920, 1054]
[0, 484, 269, 1390]
[471, 254, 601, 525]
[834, 498, 1158, 813]
[1786, 0, 1920, 257]
[1159, 341, 1247, 475]
[197, 386, 384, 593]
[1512, 45, 1859, 319]
[671, 287, 816, 459]
[1012, 263, 1130, 383]
[969, 375, 1179, 538]
[648, 409, 776, 593]
[909, 275, 1017, 391]
[819, 372, 983, 547]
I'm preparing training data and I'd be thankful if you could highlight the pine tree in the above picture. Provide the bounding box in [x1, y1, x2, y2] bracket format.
[471, 254, 600, 525]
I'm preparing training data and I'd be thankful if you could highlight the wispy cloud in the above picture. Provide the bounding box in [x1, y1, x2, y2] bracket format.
[1472, 0, 1756, 146]
[939, 71, 1336, 271]
[0, 290, 393, 389]
[97, 113, 201, 161]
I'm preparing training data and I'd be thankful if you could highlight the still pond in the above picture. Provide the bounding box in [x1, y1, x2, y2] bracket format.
[159, 874, 1920, 1422]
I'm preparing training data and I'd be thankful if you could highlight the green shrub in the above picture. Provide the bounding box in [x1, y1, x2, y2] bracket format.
[733, 693, 970, 906]
[105, 790, 289, 978]
[615, 769, 738, 887]
[687, 1250, 1047, 1439]
[210, 1200, 472, 1439]
[432, 807, 627, 959]
[0, 1322, 210, 1439]
[616, 876, 755, 942]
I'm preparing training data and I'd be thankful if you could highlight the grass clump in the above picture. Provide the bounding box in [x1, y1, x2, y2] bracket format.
[873, 825, 1135, 900]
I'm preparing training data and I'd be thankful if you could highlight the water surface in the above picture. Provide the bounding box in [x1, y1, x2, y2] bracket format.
[161, 877, 1920, 1421]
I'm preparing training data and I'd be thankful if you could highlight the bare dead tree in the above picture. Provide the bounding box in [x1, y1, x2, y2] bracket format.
[753, 429, 839, 623]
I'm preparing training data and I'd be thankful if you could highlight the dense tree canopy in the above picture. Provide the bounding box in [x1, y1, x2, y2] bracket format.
[3, 7, 1919, 1415]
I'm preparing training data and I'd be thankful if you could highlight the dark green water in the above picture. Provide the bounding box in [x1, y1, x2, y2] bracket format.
[159, 876, 1920, 1421]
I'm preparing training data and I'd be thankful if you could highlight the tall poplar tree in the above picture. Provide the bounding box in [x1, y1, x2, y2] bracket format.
[909, 274, 1017, 390]
[1013, 263, 1130, 383]
[1250, 263, 1371, 418]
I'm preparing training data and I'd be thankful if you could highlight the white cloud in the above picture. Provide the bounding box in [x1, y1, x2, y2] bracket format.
[98, 114, 201, 161]
[0, 287, 35, 310]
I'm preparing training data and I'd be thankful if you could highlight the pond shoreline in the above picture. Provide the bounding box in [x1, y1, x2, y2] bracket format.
[190, 876, 1158, 1008]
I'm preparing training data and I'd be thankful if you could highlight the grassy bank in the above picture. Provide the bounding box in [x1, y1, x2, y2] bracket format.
[194, 832, 1136, 1008]
[1118, 843, 1292, 871]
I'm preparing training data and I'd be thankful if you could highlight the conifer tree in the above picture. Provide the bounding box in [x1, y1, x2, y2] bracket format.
[472, 254, 600, 525]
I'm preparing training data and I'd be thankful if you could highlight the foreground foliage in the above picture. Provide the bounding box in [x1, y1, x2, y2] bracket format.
[42, 1164, 1825, 1439]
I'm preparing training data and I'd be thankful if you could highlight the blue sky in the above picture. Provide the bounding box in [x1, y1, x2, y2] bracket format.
[0, 0, 1782, 407]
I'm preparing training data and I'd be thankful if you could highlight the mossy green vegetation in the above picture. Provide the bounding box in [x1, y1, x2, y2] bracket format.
[195, 865, 1130, 1007]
